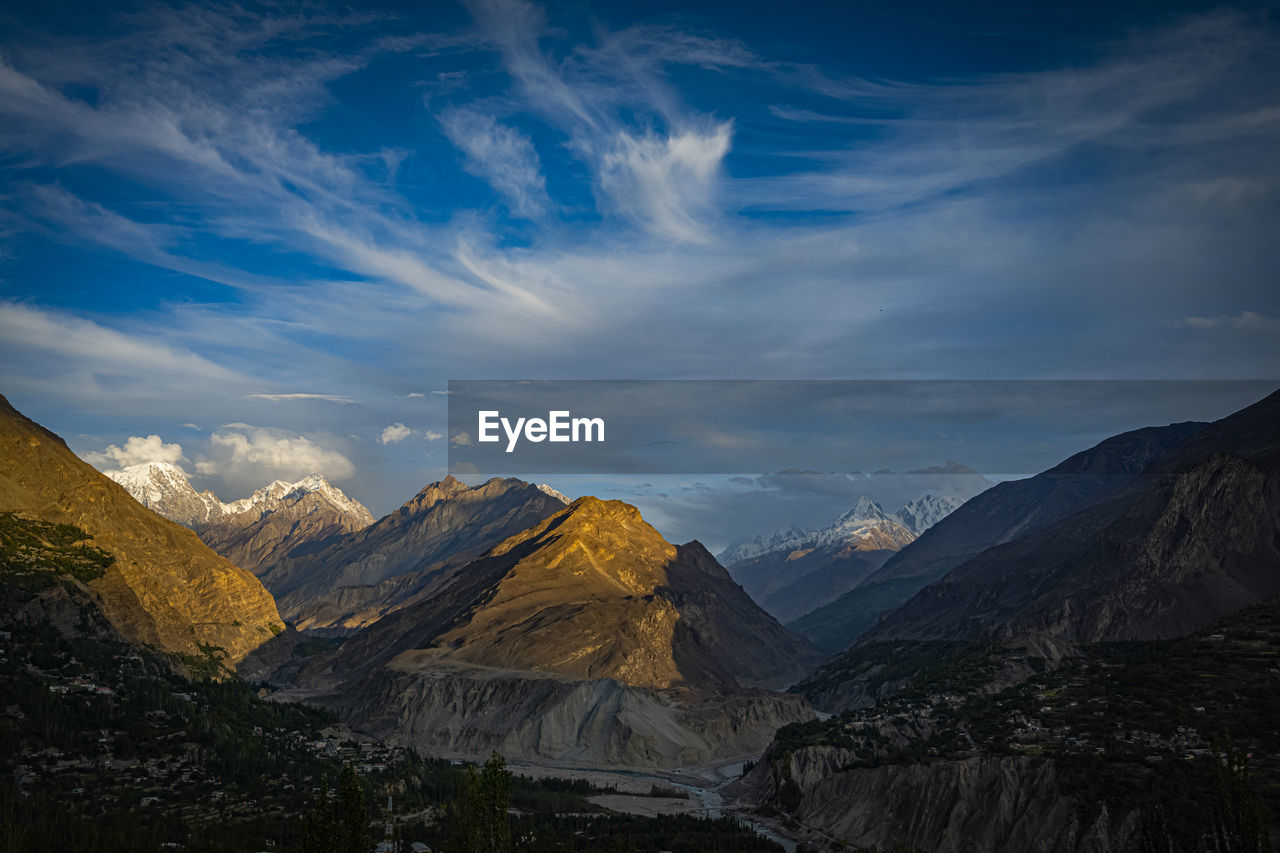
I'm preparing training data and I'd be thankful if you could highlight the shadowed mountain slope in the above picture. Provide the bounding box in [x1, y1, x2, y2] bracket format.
[864, 388, 1280, 654]
[789, 420, 1208, 653]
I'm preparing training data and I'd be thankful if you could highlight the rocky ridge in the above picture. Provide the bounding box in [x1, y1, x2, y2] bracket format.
[864, 389, 1280, 655]
[0, 395, 282, 663]
[262, 476, 567, 630]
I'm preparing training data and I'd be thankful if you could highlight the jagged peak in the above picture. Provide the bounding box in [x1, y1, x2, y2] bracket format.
[833, 496, 889, 524]
[401, 475, 555, 517]
[537, 483, 570, 504]
[220, 473, 372, 524]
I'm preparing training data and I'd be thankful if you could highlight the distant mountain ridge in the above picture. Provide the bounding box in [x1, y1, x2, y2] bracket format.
[106, 461, 225, 528]
[104, 461, 375, 577]
[720, 493, 965, 624]
[718, 493, 963, 566]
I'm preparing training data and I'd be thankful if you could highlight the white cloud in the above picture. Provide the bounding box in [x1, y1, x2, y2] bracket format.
[1179, 311, 1280, 334]
[84, 435, 185, 471]
[450, 431, 473, 447]
[197, 425, 355, 487]
[246, 393, 356, 403]
[440, 107, 551, 219]
[467, 0, 733, 242]
[380, 422, 412, 444]
[423, 430, 443, 441]
[0, 301, 248, 411]
[594, 123, 731, 243]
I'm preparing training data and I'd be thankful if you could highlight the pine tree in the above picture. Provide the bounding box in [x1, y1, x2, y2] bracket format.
[303, 778, 339, 853]
[480, 752, 511, 853]
[1209, 736, 1272, 853]
[339, 762, 370, 853]
[451, 752, 511, 853]
[305, 765, 370, 853]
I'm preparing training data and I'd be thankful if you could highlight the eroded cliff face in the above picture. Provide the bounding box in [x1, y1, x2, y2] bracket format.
[0, 395, 283, 663]
[731, 746, 1140, 853]
[327, 657, 817, 769]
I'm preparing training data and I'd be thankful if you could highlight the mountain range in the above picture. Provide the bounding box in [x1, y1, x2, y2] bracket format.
[106, 461, 376, 577]
[8, 383, 1280, 843]
[731, 387, 1280, 852]
[721, 494, 965, 624]
[864, 388, 1280, 654]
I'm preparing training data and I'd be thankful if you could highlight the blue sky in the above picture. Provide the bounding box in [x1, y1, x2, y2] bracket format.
[1, 0, 1278, 539]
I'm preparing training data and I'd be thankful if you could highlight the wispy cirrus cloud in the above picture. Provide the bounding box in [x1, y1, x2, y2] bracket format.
[245, 393, 356, 403]
[0, 1, 1277, 519]
[1179, 311, 1280, 334]
[463, 0, 736, 243]
[440, 106, 550, 219]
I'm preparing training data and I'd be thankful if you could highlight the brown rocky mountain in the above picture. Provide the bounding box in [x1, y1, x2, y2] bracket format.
[312, 496, 821, 689]
[861, 387, 1280, 654]
[261, 475, 567, 631]
[788, 419, 1208, 654]
[0, 394, 282, 663]
[253, 497, 821, 767]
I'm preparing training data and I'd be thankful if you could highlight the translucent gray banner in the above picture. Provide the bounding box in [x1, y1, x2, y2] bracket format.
[446, 379, 1276, 476]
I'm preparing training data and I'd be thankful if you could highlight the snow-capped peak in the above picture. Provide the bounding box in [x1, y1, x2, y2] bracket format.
[221, 474, 374, 526]
[537, 483, 570, 504]
[106, 463, 374, 530]
[831, 496, 890, 525]
[718, 491, 972, 566]
[893, 493, 965, 535]
[717, 525, 814, 565]
[106, 461, 225, 528]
